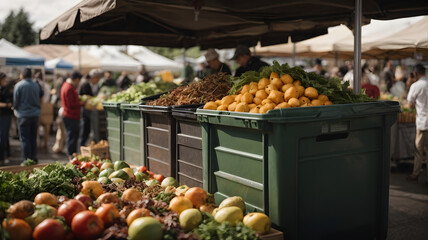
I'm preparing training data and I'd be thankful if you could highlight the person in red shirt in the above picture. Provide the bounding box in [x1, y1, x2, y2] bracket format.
[361, 73, 380, 99]
[61, 71, 84, 158]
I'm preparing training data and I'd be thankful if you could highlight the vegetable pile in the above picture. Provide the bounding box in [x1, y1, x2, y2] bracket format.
[0, 163, 83, 203]
[107, 81, 177, 104]
[146, 73, 231, 106]
[0, 159, 273, 240]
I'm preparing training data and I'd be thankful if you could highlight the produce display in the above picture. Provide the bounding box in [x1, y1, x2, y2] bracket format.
[107, 81, 177, 104]
[82, 86, 119, 110]
[0, 159, 273, 240]
[204, 61, 373, 113]
[146, 72, 231, 106]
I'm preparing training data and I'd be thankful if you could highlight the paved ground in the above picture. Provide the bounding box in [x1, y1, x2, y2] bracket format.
[1, 135, 427, 239]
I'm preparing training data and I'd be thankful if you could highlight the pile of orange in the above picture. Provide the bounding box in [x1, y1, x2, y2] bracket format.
[204, 72, 333, 114]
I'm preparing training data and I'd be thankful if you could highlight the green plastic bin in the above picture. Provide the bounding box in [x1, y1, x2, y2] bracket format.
[121, 103, 144, 166]
[172, 105, 203, 188]
[196, 101, 399, 240]
[140, 105, 176, 178]
[102, 102, 122, 161]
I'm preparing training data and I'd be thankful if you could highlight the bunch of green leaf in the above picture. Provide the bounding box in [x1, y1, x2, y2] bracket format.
[20, 159, 36, 166]
[193, 212, 260, 240]
[0, 162, 84, 203]
[106, 81, 176, 103]
[0, 170, 30, 202]
[229, 71, 261, 95]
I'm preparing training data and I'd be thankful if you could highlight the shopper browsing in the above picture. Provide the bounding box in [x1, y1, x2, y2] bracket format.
[406, 64, 427, 181]
[13, 68, 41, 163]
[61, 71, 85, 158]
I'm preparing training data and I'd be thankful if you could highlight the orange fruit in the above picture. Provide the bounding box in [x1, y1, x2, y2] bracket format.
[2, 218, 32, 240]
[169, 196, 193, 215]
[184, 187, 208, 208]
[126, 208, 151, 226]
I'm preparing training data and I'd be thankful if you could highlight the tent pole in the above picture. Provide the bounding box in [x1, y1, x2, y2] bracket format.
[353, 0, 362, 93]
[292, 43, 296, 67]
[78, 44, 82, 71]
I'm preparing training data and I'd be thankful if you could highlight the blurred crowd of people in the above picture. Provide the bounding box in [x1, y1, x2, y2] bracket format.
[0, 46, 426, 168]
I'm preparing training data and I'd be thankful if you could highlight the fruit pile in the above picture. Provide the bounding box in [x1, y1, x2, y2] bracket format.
[204, 61, 373, 114]
[204, 71, 332, 113]
[0, 161, 273, 240]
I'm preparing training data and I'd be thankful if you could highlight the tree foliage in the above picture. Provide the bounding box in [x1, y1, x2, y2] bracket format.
[0, 8, 36, 47]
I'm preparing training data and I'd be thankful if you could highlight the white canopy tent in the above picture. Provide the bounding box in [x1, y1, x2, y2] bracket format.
[86, 46, 142, 72]
[128, 46, 182, 72]
[254, 16, 425, 59]
[360, 16, 428, 60]
[45, 58, 74, 70]
[0, 39, 45, 66]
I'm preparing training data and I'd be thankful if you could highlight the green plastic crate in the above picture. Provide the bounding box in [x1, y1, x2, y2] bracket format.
[121, 103, 144, 166]
[102, 102, 122, 161]
[196, 101, 399, 240]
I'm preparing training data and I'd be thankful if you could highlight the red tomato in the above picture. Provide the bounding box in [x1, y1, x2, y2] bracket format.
[71, 211, 104, 240]
[71, 157, 80, 165]
[95, 203, 119, 227]
[80, 162, 93, 170]
[95, 162, 103, 169]
[58, 199, 86, 225]
[147, 171, 155, 177]
[75, 194, 93, 208]
[154, 174, 165, 182]
[138, 166, 148, 173]
[33, 218, 65, 240]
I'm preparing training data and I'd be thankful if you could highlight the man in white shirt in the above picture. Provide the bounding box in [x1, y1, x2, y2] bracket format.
[406, 64, 427, 181]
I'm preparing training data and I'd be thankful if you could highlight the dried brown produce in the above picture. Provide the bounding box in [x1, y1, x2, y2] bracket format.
[146, 73, 231, 106]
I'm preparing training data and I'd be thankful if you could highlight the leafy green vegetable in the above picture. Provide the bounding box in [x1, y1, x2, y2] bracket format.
[0, 162, 83, 203]
[20, 159, 36, 166]
[230, 61, 374, 104]
[154, 192, 176, 204]
[106, 81, 177, 103]
[193, 212, 260, 240]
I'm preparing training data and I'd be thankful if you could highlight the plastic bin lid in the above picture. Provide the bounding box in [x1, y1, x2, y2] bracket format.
[102, 101, 121, 108]
[120, 103, 141, 110]
[196, 101, 400, 123]
[141, 92, 168, 103]
[172, 104, 203, 119]
[140, 104, 172, 113]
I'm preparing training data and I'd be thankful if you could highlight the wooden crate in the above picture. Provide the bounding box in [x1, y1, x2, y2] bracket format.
[80, 146, 110, 159]
[260, 229, 284, 240]
[0, 164, 48, 173]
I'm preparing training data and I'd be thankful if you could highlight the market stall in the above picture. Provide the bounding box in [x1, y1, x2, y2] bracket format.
[4, 0, 423, 239]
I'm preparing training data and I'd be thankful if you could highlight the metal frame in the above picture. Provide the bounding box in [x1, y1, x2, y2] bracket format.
[353, 0, 362, 93]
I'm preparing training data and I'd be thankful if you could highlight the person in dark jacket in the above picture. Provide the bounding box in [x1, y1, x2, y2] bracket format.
[232, 45, 269, 77]
[13, 68, 41, 163]
[204, 49, 232, 75]
[0, 72, 13, 164]
[79, 69, 102, 146]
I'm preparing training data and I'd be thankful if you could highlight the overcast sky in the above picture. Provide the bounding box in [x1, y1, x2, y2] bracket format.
[0, 0, 82, 29]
